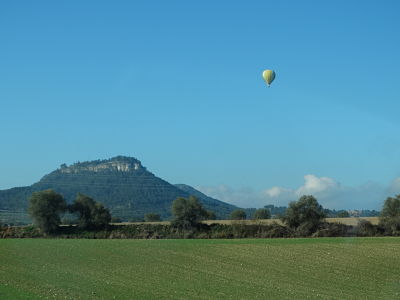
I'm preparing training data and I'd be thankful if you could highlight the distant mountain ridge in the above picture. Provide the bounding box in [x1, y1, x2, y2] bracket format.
[0, 156, 238, 220]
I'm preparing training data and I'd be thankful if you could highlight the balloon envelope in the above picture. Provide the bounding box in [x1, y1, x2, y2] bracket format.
[262, 70, 276, 86]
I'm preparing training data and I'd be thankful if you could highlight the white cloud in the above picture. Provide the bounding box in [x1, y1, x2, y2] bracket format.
[198, 174, 394, 210]
[262, 186, 293, 204]
[388, 177, 400, 194]
[264, 186, 284, 197]
[197, 185, 266, 208]
[295, 175, 339, 196]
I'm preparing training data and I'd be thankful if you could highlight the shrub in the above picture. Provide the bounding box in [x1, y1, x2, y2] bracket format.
[282, 195, 325, 236]
[260, 223, 292, 238]
[356, 220, 379, 237]
[230, 210, 247, 220]
[313, 222, 351, 237]
[28, 190, 67, 234]
[144, 213, 161, 222]
[379, 195, 400, 236]
[69, 193, 111, 229]
[206, 210, 217, 220]
[171, 196, 208, 230]
[336, 211, 350, 218]
[111, 217, 122, 223]
[253, 208, 271, 220]
[379, 217, 400, 236]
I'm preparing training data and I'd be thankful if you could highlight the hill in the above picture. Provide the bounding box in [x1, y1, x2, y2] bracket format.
[174, 184, 238, 218]
[0, 156, 238, 221]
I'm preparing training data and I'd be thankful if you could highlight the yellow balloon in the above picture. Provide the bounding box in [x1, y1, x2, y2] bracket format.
[262, 69, 276, 86]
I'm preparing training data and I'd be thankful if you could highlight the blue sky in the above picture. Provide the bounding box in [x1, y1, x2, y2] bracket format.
[1, 1, 400, 209]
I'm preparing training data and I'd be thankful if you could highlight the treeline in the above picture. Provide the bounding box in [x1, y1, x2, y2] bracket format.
[28, 190, 111, 234]
[260, 205, 379, 218]
[1, 191, 400, 238]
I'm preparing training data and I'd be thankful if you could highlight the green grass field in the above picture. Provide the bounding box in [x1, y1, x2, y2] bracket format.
[1, 238, 399, 299]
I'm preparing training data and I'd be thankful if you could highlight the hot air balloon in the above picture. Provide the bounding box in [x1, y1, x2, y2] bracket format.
[262, 69, 275, 87]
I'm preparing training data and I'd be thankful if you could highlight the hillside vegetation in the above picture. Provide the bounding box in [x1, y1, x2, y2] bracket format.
[0, 156, 238, 220]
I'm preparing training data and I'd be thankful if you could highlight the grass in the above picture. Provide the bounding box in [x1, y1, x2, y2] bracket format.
[1, 238, 399, 299]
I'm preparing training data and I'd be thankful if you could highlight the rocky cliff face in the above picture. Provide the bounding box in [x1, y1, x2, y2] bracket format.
[59, 156, 145, 173]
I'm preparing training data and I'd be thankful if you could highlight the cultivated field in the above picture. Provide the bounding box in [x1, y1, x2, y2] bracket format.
[1, 212, 379, 227]
[1, 237, 399, 299]
[119, 217, 380, 226]
[203, 217, 380, 226]
[0, 211, 31, 225]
